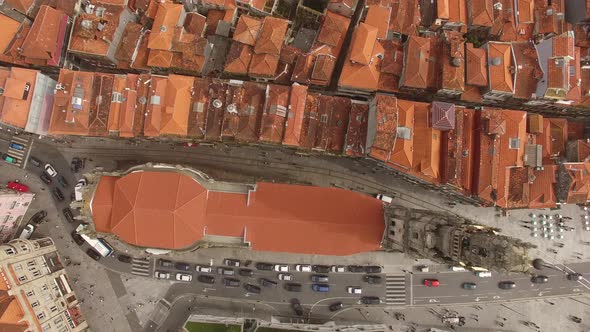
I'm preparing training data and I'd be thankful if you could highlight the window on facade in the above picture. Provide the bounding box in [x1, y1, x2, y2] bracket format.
[41, 323, 51, 332]
[50, 306, 58, 313]
[18, 276, 27, 282]
[27, 260, 35, 267]
[53, 316, 63, 325]
[26, 290, 35, 297]
[14, 264, 22, 271]
[31, 301, 39, 308]
[4, 248, 15, 255]
[41, 284, 48, 291]
[37, 312, 45, 320]
[509, 138, 520, 149]
[32, 270, 41, 277]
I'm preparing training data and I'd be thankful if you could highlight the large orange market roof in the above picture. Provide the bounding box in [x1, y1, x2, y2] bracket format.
[91, 170, 385, 255]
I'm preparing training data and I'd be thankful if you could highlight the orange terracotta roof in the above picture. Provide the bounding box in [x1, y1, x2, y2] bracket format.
[0, 14, 21, 54]
[143, 76, 167, 137]
[297, 92, 319, 149]
[575, 139, 590, 161]
[528, 165, 557, 209]
[512, 41, 542, 99]
[312, 96, 351, 152]
[552, 32, 575, 59]
[368, 94, 397, 161]
[224, 41, 253, 75]
[365, 5, 391, 39]
[115, 23, 143, 66]
[68, 3, 126, 57]
[562, 162, 590, 204]
[148, 3, 183, 51]
[184, 12, 207, 36]
[465, 44, 488, 86]
[20, 5, 65, 62]
[401, 35, 436, 89]
[49, 69, 94, 136]
[339, 40, 384, 91]
[254, 16, 289, 55]
[92, 170, 385, 254]
[282, 84, 308, 146]
[389, 99, 415, 169]
[390, 0, 421, 35]
[516, 0, 534, 23]
[486, 42, 514, 93]
[448, 0, 467, 25]
[233, 15, 262, 46]
[437, 0, 450, 19]
[259, 84, 289, 143]
[441, 107, 475, 193]
[249, 53, 279, 78]
[186, 77, 210, 138]
[566, 47, 581, 102]
[349, 23, 378, 65]
[411, 101, 441, 181]
[158, 74, 193, 136]
[5, 0, 33, 13]
[317, 10, 350, 47]
[311, 54, 335, 82]
[108, 75, 126, 133]
[440, 32, 465, 92]
[538, 118, 567, 163]
[0, 67, 37, 129]
[234, 82, 265, 142]
[344, 101, 369, 157]
[147, 49, 174, 68]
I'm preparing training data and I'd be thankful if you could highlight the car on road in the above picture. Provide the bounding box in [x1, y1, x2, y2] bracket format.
[7, 181, 29, 192]
[360, 296, 381, 305]
[278, 273, 292, 281]
[311, 275, 328, 283]
[29, 156, 41, 167]
[117, 254, 132, 263]
[224, 258, 241, 267]
[567, 273, 583, 281]
[62, 208, 75, 223]
[255, 262, 274, 271]
[1, 154, 17, 164]
[329, 302, 344, 312]
[244, 283, 261, 294]
[291, 299, 303, 316]
[311, 284, 329, 292]
[347, 286, 362, 294]
[19, 224, 35, 239]
[9, 142, 24, 150]
[475, 271, 492, 278]
[175, 273, 192, 282]
[284, 283, 302, 292]
[498, 281, 516, 290]
[155, 271, 171, 279]
[260, 278, 278, 288]
[71, 231, 85, 245]
[295, 264, 312, 272]
[175, 262, 191, 271]
[30, 210, 47, 224]
[531, 275, 549, 284]
[158, 259, 174, 268]
[450, 266, 466, 272]
[312, 265, 330, 273]
[331, 265, 346, 273]
[423, 279, 440, 287]
[57, 176, 69, 188]
[462, 282, 477, 290]
[348, 265, 365, 273]
[52, 188, 64, 202]
[40, 172, 52, 184]
[365, 266, 382, 273]
[44, 164, 57, 177]
[197, 275, 215, 284]
[274, 264, 289, 272]
[238, 268, 253, 277]
[223, 278, 240, 287]
[196, 265, 212, 273]
[86, 248, 101, 261]
[363, 275, 382, 284]
[217, 267, 235, 276]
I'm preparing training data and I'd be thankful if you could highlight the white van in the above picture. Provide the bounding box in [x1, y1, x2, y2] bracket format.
[19, 224, 35, 239]
[376, 194, 393, 203]
[450, 266, 466, 272]
[475, 271, 492, 278]
[74, 178, 87, 201]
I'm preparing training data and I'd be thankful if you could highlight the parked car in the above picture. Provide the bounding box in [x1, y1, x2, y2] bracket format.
[347, 286, 362, 294]
[238, 269, 253, 277]
[531, 275, 549, 284]
[498, 281, 516, 290]
[295, 264, 312, 272]
[274, 264, 289, 272]
[312, 265, 330, 273]
[158, 259, 174, 268]
[244, 283, 261, 294]
[329, 302, 344, 312]
[58, 176, 69, 188]
[217, 267, 235, 276]
[331, 265, 346, 273]
[29, 156, 41, 167]
[348, 265, 365, 273]
[567, 273, 583, 281]
[155, 271, 171, 279]
[117, 254, 132, 263]
[222, 278, 240, 287]
[311, 275, 329, 283]
[175, 273, 192, 282]
[196, 265, 212, 273]
[62, 208, 75, 223]
[365, 266, 382, 273]
[462, 282, 477, 290]
[197, 275, 215, 284]
[71, 231, 85, 245]
[86, 248, 101, 261]
[52, 188, 64, 202]
[1, 154, 17, 164]
[360, 296, 381, 305]
[39, 172, 52, 184]
[175, 262, 191, 271]
[363, 275, 382, 284]
[44, 164, 57, 177]
[9, 142, 24, 150]
[223, 258, 241, 267]
[30, 210, 47, 224]
[7, 181, 29, 192]
[475, 271, 492, 278]
[284, 283, 302, 292]
[278, 273, 293, 281]
[311, 284, 330, 292]
[260, 278, 278, 288]
[255, 262, 274, 271]
[19, 224, 35, 239]
[423, 279, 440, 287]
[450, 266, 466, 272]
[291, 299, 303, 316]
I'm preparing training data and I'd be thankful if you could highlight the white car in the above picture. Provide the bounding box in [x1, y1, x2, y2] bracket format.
[154, 271, 170, 279]
[295, 264, 312, 272]
[450, 266, 466, 272]
[196, 265, 212, 273]
[475, 271, 492, 278]
[331, 265, 346, 273]
[347, 286, 362, 294]
[19, 224, 35, 239]
[278, 273, 293, 281]
[274, 264, 289, 272]
[44, 164, 57, 177]
[176, 273, 193, 282]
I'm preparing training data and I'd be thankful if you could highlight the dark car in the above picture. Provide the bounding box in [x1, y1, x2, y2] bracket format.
[244, 283, 261, 294]
[284, 283, 302, 292]
[86, 248, 101, 261]
[175, 262, 191, 271]
[30, 210, 47, 224]
[255, 262, 274, 271]
[217, 267, 235, 276]
[363, 275, 382, 284]
[197, 275, 215, 284]
[71, 231, 85, 245]
[159, 259, 174, 268]
[567, 273, 582, 281]
[531, 275, 549, 284]
[239, 268, 254, 277]
[260, 278, 278, 288]
[40, 172, 52, 184]
[62, 208, 75, 223]
[311, 275, 329, 283]
[360, 296, 381, 305]
[498, 281, 516, 290]
[224, 258, 241, 267]
[348, 265, 365, 273]
[52, 188, 64, 202]
[365, 266, 382, 273]
[29, 156, 41, 167]
[223, 278, 240, 287]
[117, 254, 132, 263]
[329, 302, 344, 312]
[312, 265, 330, 273]
[57, 176, 69, 188]
[462, 282, 477, 290]
[291, 299, 303, 316]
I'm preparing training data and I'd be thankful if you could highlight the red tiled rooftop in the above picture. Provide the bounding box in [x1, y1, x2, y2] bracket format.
[282, 84, 308, 147]
[68, 3, 126, 57]
[313, 96, 351, 153]
[254, 16, 289, 55]
[224, 41, 253, 75]
[441, 107, 475, 194]
[49, 69, 95, 136]
[511, 41, 542, 99]
[344, 101, 369, 157]
[148, 3, 184, 51]
[0, 14, 21, 54]
[317, 10, 350, 47]
[368, 94, 397, 161]
[20, 5, 66, 64]
[259, 84, 289, 143]
[92, 170, 385, 254]
[0, 67, 38, 129]
[233, 15, 262, 46]
[440, 32, 465, 92]
[249, 53, 279, 78]
[365, 5, 391, 39]
[349, 23, 378, 65]
[486, 42, 514, 93]
[389, 99, 415, 169]
[390, 0, 421, 35]
[465, 43, 488, 86]
[528, 165, 557, 209]
[401, 36, 436, 89]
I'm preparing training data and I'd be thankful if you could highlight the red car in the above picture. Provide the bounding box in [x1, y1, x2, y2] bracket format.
[7, 181, 29, 192]
[423, 279, 440, 287]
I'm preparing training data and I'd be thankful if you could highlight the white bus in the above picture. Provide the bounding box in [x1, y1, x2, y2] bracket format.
[76, 224, 113, 257]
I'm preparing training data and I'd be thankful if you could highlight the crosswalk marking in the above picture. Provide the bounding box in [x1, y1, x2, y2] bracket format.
[385, 274, 407, 305]
[6, 136, 32, 167]
[131, 257, 152, 277]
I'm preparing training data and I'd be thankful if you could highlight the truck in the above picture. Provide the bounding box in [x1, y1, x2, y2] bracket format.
[75, 224, 113, 257]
